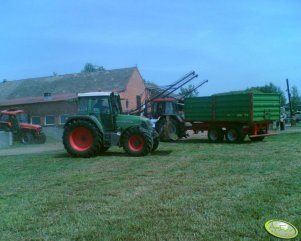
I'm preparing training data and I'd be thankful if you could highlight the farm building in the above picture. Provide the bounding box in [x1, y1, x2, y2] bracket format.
[0, 67, 148, 127]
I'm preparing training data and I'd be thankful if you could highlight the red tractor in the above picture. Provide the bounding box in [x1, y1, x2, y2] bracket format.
[0, 109, 46, 144]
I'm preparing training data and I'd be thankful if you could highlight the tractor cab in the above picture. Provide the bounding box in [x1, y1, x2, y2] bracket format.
[78, 92, 122, 131]
[151, 97, 183, 119]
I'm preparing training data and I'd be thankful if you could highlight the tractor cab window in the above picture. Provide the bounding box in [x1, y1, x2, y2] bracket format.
[0, 114, 9, 122]
[79, 98, 89, 114]
[165, 102, 174, 114]
[92, 97, 110, 114]
[16, 113, 29, 123]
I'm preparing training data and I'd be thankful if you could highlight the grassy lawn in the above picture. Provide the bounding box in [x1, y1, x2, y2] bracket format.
[0, 132, 300, 240]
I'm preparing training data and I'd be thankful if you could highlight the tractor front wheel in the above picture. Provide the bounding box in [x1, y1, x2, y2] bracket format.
[123, 127, 153, 156]
[63, 120, 102, 157]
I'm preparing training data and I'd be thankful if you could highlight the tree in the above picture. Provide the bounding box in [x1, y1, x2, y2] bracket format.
[291, 85, 301, 112]
[81, 63, 105, 73]
[179, 84, 199, 98]
[246, 82, 286, 106]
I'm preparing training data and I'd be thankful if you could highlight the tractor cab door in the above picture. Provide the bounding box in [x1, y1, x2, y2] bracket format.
[91, 97, 115, 131]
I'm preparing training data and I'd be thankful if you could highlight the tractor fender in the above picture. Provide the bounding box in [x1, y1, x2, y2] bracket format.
[65, 115, 104, 134]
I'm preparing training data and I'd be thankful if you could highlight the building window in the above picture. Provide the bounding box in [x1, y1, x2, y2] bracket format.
[136, 95, 141, 108]
[31, 116, 41, 125]
[126, 100, 129, 109]
[59, 114, 69, 125]
[45, 115, 55, 126]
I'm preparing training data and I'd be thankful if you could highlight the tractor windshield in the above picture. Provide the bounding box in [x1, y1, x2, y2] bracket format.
[92, 97, 110, 114]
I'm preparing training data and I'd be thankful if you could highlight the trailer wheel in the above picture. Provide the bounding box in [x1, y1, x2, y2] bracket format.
[123, 127, 153, 156]
[225, 128, 241, 143]
[207, 128, 224, 142]
[63, 120, 102, 157]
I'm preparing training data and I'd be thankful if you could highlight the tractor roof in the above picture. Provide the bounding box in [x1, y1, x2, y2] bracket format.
[1, 109, 25, 115]
[78, 92, 113, 97]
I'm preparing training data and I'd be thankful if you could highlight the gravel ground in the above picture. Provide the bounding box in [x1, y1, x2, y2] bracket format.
[0, 142, 64, 156]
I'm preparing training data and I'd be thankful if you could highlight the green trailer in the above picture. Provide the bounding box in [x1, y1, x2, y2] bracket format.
[183, 92, 280, 142]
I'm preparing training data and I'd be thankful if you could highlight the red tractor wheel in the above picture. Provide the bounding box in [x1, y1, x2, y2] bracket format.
[123, 127, 153, 156]
[63, 120, 102, 157]
[69, 127, 93, 151]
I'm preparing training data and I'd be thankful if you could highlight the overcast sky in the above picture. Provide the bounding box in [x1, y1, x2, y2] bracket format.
[0, 0, 300, 96]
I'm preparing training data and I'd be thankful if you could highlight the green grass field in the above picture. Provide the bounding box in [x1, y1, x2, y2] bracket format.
[0, 131, 300, 240]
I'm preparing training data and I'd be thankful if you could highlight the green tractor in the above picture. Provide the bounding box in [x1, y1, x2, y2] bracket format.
[63, 92, 159, 157]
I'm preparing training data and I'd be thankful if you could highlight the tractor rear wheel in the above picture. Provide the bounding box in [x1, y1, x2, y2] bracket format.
[156, 118, 180, 141]
[63, 120, 102, 157]
[123, 127, 153, 156]
[207, 128, 224, 142]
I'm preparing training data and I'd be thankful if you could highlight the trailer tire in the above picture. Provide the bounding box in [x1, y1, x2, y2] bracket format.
[208, 128, 224, 142]
[63, 119, 102, 157]
[225, 128, 241, 143]
[123, 127, 153, 156]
